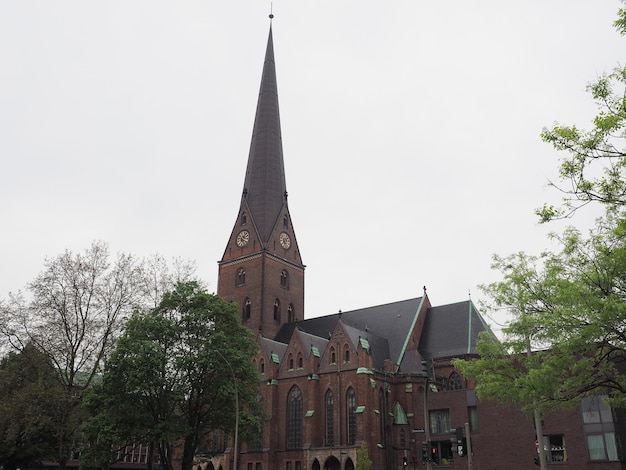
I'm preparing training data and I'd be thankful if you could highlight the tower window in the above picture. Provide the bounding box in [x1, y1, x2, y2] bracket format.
[274, 299, 281, 322]
[243, 298, 251, 321]
[281, 270, 289, 288]
[236, 268, 246, 286]
[283, 215, 288, 229]
[241, 213, 247, 225]
[288, 304, 295, 323]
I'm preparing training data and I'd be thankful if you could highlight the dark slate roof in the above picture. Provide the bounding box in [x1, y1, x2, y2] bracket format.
[274, 297, 424, 366]
[259, 335, 288, 362]
[341, 322, 389, 370]
[418, 300, 493, 360]
[242, 25, 287, 244]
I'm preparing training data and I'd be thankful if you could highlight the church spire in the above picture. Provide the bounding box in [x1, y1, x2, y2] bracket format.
[242, 25, 287, 244]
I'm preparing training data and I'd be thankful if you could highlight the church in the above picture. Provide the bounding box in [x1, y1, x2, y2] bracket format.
[207, 20, 626, 470]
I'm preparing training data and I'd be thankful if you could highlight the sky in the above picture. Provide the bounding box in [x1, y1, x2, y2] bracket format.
[1, 1, 624, 333]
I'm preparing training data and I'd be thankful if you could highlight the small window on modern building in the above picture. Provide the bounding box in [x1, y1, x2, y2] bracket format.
[542, 435, 566, 462]
[429, 409, 451, 435]
[468, 406, 479, 432]
[582, 396, 619, 461]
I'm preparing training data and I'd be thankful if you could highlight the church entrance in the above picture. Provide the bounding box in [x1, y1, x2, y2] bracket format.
[323, 456, 340, 470]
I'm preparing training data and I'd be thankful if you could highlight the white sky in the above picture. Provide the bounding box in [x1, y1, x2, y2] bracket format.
[1, 1, 623, 332]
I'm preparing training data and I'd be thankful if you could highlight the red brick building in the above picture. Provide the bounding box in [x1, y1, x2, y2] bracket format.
[208, 22, 626, 470]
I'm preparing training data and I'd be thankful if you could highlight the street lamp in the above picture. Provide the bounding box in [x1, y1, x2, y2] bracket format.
[214, 349, 239, 470]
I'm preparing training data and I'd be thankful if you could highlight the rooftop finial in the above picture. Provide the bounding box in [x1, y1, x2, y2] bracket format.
[269, 1, 274, 19]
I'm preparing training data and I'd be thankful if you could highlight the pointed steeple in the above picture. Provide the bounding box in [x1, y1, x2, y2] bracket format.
[242, 25, 287, 244]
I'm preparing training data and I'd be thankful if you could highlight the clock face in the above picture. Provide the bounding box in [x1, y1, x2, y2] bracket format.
[236, 230, 250, 247]
[279, 232, 291, 249]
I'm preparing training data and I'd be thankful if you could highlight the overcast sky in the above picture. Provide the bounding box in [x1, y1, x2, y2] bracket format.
[1, 1, 623, 332]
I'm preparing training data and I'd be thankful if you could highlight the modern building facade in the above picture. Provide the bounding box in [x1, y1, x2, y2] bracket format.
[208, 21, 626, 470]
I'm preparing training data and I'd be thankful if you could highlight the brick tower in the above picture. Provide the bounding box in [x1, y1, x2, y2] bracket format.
[217, 24, 305, 340]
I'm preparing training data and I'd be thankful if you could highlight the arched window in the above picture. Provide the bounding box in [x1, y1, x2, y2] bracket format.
[236, 268, 245, 286]
[243, 298, 251, 321]
[448, 372, 463, 391]
[273, 299, 281, 322]
[297, 354, 303, 369]
[281, 270, 289, 288]
[283, 215, 289, 229]
[325, 390, 334, 446]
[248, 394, 263, 451]
[329, 347, 336, 365]
[288, 304, 295, 323]
[347, 387, 356, 445]
[400, 428, 406, 449]
[288, 354, 294, 370]
[241, 213, 247, 225]
[259, 359, 265, 374]
[287, 386, 302, 449]
[344, 345, 350, 363]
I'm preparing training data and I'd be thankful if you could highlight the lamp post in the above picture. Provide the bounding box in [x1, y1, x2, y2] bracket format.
[215, 349, 239, 470]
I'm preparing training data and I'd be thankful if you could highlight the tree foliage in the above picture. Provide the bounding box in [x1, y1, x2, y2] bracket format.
[83, 281, 262, 470]
[0, 344, 66, 470]
[0, 241, 196, 469]
[356, 442, 373, 470]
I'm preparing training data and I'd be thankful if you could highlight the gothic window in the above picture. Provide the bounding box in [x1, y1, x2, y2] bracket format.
[400, 428, 406, 449]
[287, 386, 303, 449]
[346, 387, 356, 445]
[281, 270, 289, 288]
[248, 394, 264, 451]
[236, 268, 246, 286]
[448, 372, 463, 390]
[243, 298, 251, 321]
[329, 347, 336, 365]
[288, 354, 294, 370]
[241, 213, 247, 225]
[325, 390, 334, 446]
[259, 359, 265, 374]
[297, 354, 303, 369]
[273, 299, 281, 322]
[288, 304, 295, 323]
[283, 215, 288, 229]
[344, 346, 350, 363]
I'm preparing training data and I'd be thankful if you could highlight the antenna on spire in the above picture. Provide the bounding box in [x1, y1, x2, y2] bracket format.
[269, 1, 274, 19]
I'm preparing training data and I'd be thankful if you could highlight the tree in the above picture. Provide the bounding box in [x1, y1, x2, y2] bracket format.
[356, 442, 373, 470]
[83, 281, 262, 470]
[0, 241, 196, 470]
[0, 343, 66, 470]
[537, 1, 626, 222]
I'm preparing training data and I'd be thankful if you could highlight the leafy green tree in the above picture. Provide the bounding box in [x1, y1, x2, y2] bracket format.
[356, 442, 373, 470]
[0, 343, 66, 470]
[537, 1, 626, 223]
[0, 241, 196, 470]
[83, 281, 262, 470]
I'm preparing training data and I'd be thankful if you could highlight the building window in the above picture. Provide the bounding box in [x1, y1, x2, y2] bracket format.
[325, 390, 334, 446]
[430, 440, 454, 465]
[399, 428, 406, 449]
[241, 213, 247, 225]
[344, 346, 350, 363]
[329, 347, 336, 365]
[273, 299, 281, 322]
[281, 270, 289, 288]
[541, 435, 567, 463]
[297, 354, 303, 369]
[256, 464, 262, 470]
[448, 372, 463, 390]
[288, 304, 295, 323]
[582, 396, 619, 461]
[295, 462, 301, 470]
[347, 387, 357, 445]
[243, 298, 251, 321]
[288, 354, 294, 370]
[429, 409, 450, 435]
[283, 215, 288, 229]
[236, 268, 246, 286]
[287, 387, 303, 449]
[259, 359, 265, 374]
